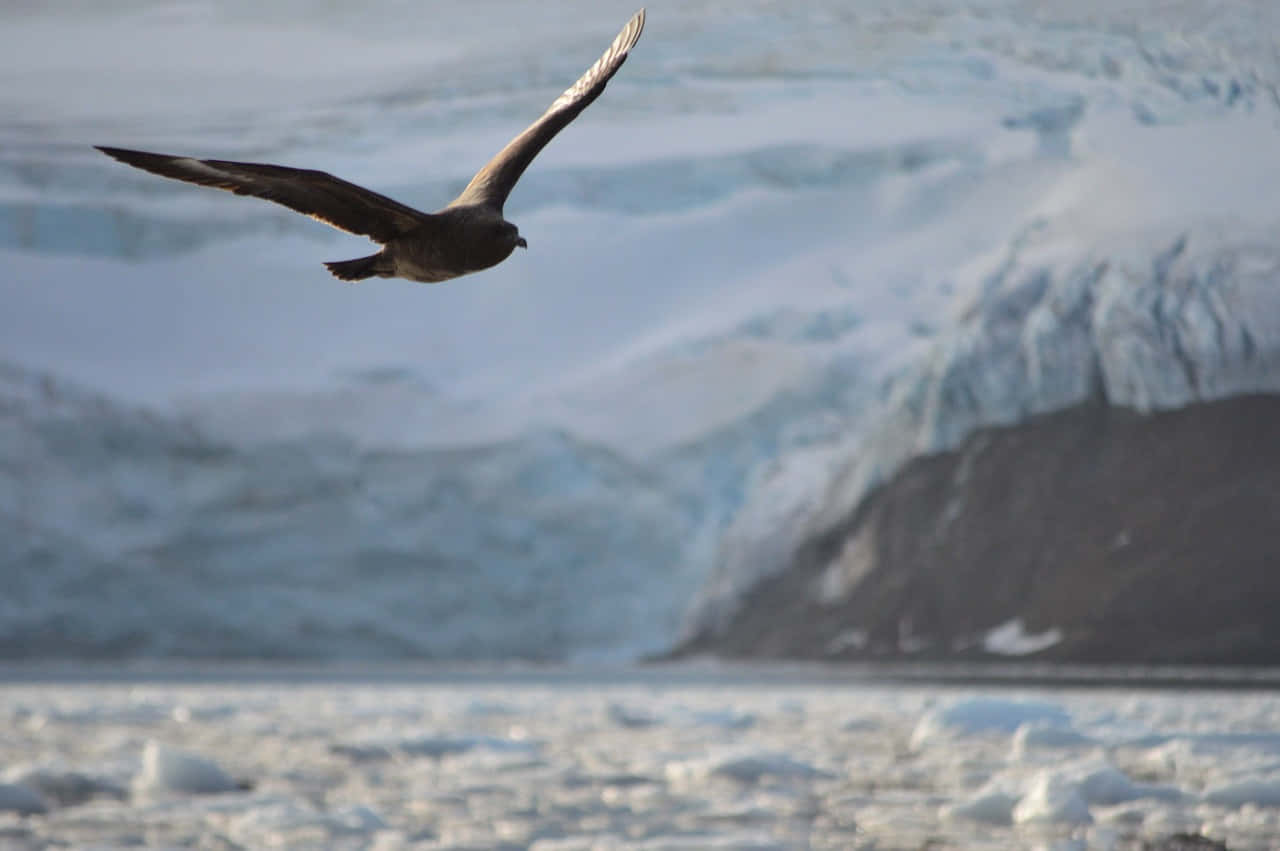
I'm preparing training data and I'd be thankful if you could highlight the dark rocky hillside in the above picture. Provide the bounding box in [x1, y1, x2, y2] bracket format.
[677, 395, 1280, 664]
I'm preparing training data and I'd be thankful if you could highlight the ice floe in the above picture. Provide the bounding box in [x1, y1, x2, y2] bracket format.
[911, 697, 1072, 748]
[2, 675, 1278, 848]
[133, 740, 241, 797]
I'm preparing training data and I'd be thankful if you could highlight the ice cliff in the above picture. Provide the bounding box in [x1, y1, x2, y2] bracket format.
[1, 363, 707, 659]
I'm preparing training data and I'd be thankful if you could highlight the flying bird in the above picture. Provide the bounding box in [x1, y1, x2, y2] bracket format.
[96, 10, 645, 283]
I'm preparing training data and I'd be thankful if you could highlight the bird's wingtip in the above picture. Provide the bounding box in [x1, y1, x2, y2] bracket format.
[624, 8, 645, 48]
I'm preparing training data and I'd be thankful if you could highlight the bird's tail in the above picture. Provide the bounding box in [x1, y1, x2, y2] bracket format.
[324, 252, 392, 282]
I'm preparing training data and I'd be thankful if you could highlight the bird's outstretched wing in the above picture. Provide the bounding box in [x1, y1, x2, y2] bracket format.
[451, 8, 645, 212]
[95, 146, 432, 243]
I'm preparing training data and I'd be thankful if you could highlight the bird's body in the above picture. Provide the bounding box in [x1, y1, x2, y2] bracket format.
[326, 205, 524, 283]
[97, 9, 645, 284]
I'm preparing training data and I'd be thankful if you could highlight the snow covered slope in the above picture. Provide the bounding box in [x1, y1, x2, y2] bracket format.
[4, 0, 1280, 658]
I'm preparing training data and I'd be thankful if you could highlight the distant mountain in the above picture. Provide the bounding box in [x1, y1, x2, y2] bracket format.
[680, 231, 1280, 663]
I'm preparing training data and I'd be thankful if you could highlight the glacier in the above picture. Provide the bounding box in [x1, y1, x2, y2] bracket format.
[0, 363, 707, 659]
[4, 0, 1280, 659]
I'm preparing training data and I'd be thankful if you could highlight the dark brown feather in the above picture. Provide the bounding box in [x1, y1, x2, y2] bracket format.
[95, 146, 431, 243]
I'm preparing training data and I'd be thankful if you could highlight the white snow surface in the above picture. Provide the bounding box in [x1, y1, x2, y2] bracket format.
[5, 0, 1280, 658]
[4, 669, 1280, 849]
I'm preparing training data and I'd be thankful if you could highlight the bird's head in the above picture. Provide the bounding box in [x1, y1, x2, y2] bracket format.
[495, 220, 527, 251]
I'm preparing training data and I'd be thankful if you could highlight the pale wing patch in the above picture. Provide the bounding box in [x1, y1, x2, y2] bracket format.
[549, 9, 645, 113]
[173, 158, 236, 180]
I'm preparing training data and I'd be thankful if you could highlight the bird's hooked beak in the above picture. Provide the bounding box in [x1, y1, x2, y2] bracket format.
[516, 236, 528, 249]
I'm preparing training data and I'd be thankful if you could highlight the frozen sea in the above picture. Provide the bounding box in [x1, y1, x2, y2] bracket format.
[5, 665, 1280, 849]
